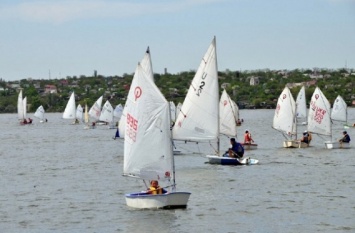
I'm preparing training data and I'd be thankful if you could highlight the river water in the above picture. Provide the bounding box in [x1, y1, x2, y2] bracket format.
[0, 109, 354, 233]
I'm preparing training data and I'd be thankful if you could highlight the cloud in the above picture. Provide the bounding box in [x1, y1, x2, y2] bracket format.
[0, 0, 223, 24]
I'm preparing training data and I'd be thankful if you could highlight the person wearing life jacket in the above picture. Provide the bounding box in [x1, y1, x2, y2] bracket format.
[147, 180, 167, 195]
[244, 130, 254, 144]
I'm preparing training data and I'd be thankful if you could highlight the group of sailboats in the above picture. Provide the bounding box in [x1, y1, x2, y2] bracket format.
[171, 37, 258, 165]
[123, 37, 260, 209]
[273, 85, 350, 149]
[62, 91, 120, 129]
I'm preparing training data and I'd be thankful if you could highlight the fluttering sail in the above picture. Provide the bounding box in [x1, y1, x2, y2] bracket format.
[172, 37, 219, 141]
[272, 86, 297, 138]
[88, 96, 103, 121]
[34, 105, 45, 121]
[296, 86, 307, 122]
[331, 95, 347, 122]
[99, 100, 114, 124]
[307, 87, 331, 137]
[76, 104, 83, 121]
[219, 89, 238, 137]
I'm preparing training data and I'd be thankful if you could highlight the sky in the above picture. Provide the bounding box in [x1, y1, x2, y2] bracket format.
[0, 0, 354, 81]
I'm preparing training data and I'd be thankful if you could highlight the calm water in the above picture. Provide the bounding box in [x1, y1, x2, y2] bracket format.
[1, 109, 355, 233]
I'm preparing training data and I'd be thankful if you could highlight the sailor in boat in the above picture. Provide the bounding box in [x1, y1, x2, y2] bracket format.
[339, 131, 351, 143]
[236, 119, 242, 126]
[224, 138, 244, 158]
[28, 118, 33, 124]
[244, 130, 254, 144]
[300, 130, 311, 145]
[22, 119, 28, 124]
[146, 180, 167, 195]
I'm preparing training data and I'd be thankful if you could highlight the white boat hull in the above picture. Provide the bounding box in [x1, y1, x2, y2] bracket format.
[241, 143, 258, 150]
[206, 155, 259, 165]
[283, 140, 309, 148]
[324, 141, 350, 149]
[125, 192, 191, 209]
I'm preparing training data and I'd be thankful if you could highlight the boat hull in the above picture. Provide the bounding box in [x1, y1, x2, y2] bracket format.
[241, 143, 258, 150]
[283, 140, 309, 148]
[206, 155, 258, 165]
[125, 192, 191, 209]
[324, 141, 350, 149]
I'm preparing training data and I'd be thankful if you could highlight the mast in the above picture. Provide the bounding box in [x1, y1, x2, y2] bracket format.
[169, 101, 176, 192]
[214, 36, 220, 156]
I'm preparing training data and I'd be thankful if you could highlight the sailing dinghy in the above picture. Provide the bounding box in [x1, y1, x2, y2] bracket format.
[296, 85, 308, 125]
[123, 61, 190, 209]
[62, 92, 76, 124]
[272, 86, 308, 148]
[18, 90, 30, 125]
[324, 95, 350, 149]
[172, 37, 258, 165]
[34, 105, 45, 123]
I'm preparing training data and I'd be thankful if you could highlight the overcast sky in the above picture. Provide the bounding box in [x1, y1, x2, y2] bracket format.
[1, 0, 354, 81]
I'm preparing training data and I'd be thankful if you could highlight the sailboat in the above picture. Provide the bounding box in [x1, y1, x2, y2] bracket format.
[88, 96, 103, 124]
[172, 37, 257, 165]
[75, 104, 83, 123]
[123, 62, 190, 209]
[63, 92, 76, 123]
[17, 90, 26, 124]
[272, 86, 307, 148]
[324, 95, 350, 149]
[296, 85, 308, 125]
[306, 87, 345, 149]
[34, 105, 45, 123]
[219, 91, 257, 150]
[83, 104, 91, 129]
[99, 100, 115, 128]
[331, 95, 348, 126]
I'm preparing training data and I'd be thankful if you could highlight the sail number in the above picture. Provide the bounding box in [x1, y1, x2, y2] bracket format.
[127, 113, 138, 141]
[196, 72, 207, 96]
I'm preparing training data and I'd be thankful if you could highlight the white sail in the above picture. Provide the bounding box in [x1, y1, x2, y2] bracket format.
[99, 100, 114, 123]
[84, 104, 89, 124]
[17, 90, 24, 120]
[232, 100, 240, 121]
[296, 86, 307, 120]
[176, 102, 182, 120]
[331, 95, 347, 122]
[22, 97, 27, 119]
[272, 86, 297, 137]
[34, 105, 45, 121]
[172, 37, 219, 141]
[89, 96, 103, 121]
[170, 101, 176, 123]
[123, 63, 173, 181]
[63, 92, 76, 119]
[219, 89, 237, 137]
[113, 104, 123, 119]
[119, 48, 154, 138]
[140, 47, 154, 81]
[76, 104, 83, 121]
[307, 87, 331, 136]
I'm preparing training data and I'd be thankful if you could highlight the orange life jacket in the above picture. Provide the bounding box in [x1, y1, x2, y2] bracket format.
[149, 186, 163, 195]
